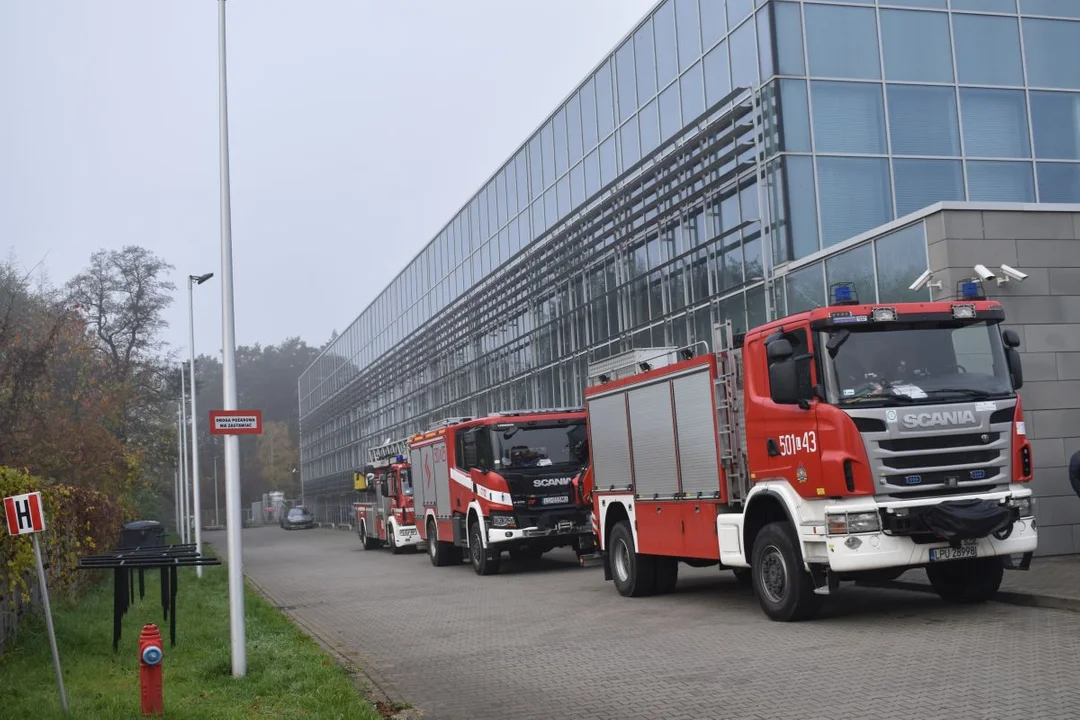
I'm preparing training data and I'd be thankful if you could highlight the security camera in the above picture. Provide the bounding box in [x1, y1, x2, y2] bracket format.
[908, 269, 932, 292]
[973, 264, 996, 281]
[999, 264, 1028, 282]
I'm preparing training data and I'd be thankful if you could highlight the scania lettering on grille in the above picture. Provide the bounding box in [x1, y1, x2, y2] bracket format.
[533, 477, 573, 488]
[901, 410, 976, 429]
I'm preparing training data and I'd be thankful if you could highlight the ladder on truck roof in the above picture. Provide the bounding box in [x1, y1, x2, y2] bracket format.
[714, 319, 751, 505]
[368, 438, 411, 466]
[424, 417, 474, 432]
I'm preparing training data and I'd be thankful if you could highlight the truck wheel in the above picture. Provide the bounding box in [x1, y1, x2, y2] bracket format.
[609, 520, 656, 597]
[654, 558, 679, 594]
[388, 525, 404, 555]
[428, 518, 456, 567]
[926, 557, 1004, 603]
[751, 521, 821, 622]
[359, 521, 379, 550]
[469, 520, 501, 576]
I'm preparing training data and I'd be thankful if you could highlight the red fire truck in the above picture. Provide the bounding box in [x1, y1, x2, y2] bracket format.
[354, 438, 421, 554]
[586, 285, 1038, 620]
[409, 410, 596, 574]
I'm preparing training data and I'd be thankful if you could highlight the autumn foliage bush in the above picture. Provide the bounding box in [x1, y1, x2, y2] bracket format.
[0, 466, 125, 603]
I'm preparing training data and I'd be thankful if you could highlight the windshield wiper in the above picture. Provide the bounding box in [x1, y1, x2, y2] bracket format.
[924, 388, 1003, 399]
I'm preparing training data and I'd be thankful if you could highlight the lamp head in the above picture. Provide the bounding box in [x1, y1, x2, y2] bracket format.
[191, 272, 215, 285]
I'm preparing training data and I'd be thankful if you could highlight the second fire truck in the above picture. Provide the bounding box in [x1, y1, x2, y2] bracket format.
[409, 410, 596, 574]
[586, 284, 1038, 620]
[354, 438, 421, 554]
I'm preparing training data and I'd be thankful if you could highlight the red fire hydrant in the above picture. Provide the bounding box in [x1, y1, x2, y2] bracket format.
[138, 624, 165, 716]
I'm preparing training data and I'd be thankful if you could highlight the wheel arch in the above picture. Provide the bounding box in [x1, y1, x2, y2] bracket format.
[742, 490, 797, 561]
[602, 499, 631, 551]
[466, 501, 487, 548]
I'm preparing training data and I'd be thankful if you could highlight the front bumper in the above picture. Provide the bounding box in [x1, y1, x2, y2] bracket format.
[487, 520, 592, 545]
[393, 524, 422, 547]
[824, 516, 1037, 573]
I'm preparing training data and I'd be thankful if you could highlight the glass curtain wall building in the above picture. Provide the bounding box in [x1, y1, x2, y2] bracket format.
[299, 0, 1080, 504]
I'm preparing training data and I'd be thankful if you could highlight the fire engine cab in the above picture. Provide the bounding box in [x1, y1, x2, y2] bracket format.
[586, 284, 1038, 621]
[354, 438, 421, 554]
[409, 410, 596, 575]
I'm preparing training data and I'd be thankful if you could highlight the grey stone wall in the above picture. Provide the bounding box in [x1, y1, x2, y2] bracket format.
[926, 207, 1080, 556]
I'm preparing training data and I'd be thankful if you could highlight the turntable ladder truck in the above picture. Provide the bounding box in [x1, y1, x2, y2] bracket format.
[586, 284, 1038, 621]
[354, 437, 421, 554]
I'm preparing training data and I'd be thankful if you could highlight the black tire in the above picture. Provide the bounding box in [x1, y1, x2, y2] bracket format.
[388, 525, 405, 555]
[469, 520, 501, 576]
[360, 522, 381, 551]
[751, 521, 821, 622]
[926, 556, 1004, 603]
[428, 518, 456, 567]
[732, 568, 752, 586]
[654, 557, 679, 594]
[608, 520, 657, 597]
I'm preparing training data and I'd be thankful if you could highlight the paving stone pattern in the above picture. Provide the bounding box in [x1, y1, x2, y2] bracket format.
[214, 527, 1080, 720]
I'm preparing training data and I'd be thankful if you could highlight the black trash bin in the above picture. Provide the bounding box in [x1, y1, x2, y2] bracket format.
[120, 520, 165, 549]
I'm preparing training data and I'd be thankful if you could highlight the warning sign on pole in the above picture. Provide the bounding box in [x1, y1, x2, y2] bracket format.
[3, 491, 69, 715]
[209, 410, 263, 435]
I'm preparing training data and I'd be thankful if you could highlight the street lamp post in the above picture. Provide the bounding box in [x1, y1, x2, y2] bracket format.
[214, 454, 220, 527]
[179, 369, 190, 545]
[217, 0, 246, 677]
[188, 272, 214, 578]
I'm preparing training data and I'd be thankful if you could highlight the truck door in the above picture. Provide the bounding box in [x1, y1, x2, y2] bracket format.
[761, 327, 823, 493]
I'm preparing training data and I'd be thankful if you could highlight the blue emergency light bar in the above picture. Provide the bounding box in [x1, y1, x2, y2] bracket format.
[958, 279, 986, 300]
[829, 282, 859, 307]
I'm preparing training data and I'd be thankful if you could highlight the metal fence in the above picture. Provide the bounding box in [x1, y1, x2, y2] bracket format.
[0, 571, 38, 654]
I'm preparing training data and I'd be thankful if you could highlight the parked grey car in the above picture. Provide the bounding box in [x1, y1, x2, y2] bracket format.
[283, 506, 314, 530]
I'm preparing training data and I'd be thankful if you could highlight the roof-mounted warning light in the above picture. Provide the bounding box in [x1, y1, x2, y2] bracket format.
[958, 279, 986, 301]
[830, 282, 859, 307]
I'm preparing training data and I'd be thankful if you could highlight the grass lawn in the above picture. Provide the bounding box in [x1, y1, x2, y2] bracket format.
[0, 550, 383, 719]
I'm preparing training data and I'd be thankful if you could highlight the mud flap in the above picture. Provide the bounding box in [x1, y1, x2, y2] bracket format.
[1002, 551, 1034, 571]
[808, 564, 837, 596]
[601, 551, 612, 581]
[918, 499, 1015, 541]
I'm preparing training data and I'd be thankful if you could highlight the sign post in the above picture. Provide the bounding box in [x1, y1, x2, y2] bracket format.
[208, 408, 262, 678]
[4, 491, 69, 716]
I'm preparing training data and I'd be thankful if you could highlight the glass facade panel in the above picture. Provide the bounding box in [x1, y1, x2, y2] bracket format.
[880, 9, 953, 83]
[729, 17, 758, 92]
[893, 159, 965, 216]
[659, 83, 681, 142]
[952, 0, 1015, 11]
[825, 243, 874, 306]
[621, 115, 641, 167]
[616, 40, 637, 123]
[1037, 162, 1080, 202]
[887, 85, 960, 156]
[953, 14, 1024, 87]
[596, 62, 616, 137]
[817, 157, 893, 247]
[966, 160, 1036, 201]
[786, 155, 820, 260]
[640, 99, 661, 156]
[774, 0, 805, 76]
[674, 0, 700, 71]
[699, 0, 727, 49]
[804, 4, 881, 80]
[780, 79, 811, 152]
[811, 81, 886, 154]
[1020, 0, 1080, 18]
[635, 18, 658, 102]
[960, 89, 1030, 158]
[1022, 18, 1080, 89]
[1030, 91, 1080, 159]
[654, 1, 679, 88]
[785, 263, 825, 314]
[704, 41, 732, 106]
[875, 222, 929, 303]
[681, 61, 705, 122]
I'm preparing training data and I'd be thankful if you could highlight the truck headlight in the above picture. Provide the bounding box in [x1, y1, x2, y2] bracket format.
[826, 511, 881, 535]
[1007, 497, 1034, 517]
[490, 513, 517, 529]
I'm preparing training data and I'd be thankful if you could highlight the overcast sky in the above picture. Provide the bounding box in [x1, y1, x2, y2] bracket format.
[0, 0, 655, 361]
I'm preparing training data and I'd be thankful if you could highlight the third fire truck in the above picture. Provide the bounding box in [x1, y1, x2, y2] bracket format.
[586, 284, 1038, 621]
[409, 410, 596, 575]
[354, 438, 421, 554]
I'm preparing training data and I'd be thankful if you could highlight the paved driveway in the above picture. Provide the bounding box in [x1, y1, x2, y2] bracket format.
[210, 526, 1080, 720]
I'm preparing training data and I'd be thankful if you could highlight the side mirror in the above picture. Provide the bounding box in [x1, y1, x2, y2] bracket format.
[1006, 347, 1024, 390]
[767, 338, 794, 362]
[1002, 329, 1021, 348]
[769, 360, 801, 405]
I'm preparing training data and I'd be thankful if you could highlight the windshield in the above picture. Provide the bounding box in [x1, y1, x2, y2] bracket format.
[493, 422, 587, 469]
[826, 320, 1013, 405]
[288, 508, 308, 517]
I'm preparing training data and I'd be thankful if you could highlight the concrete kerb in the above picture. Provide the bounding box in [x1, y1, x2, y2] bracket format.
[859, 580, 1080, 614]
[243, 574, 418, 717]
